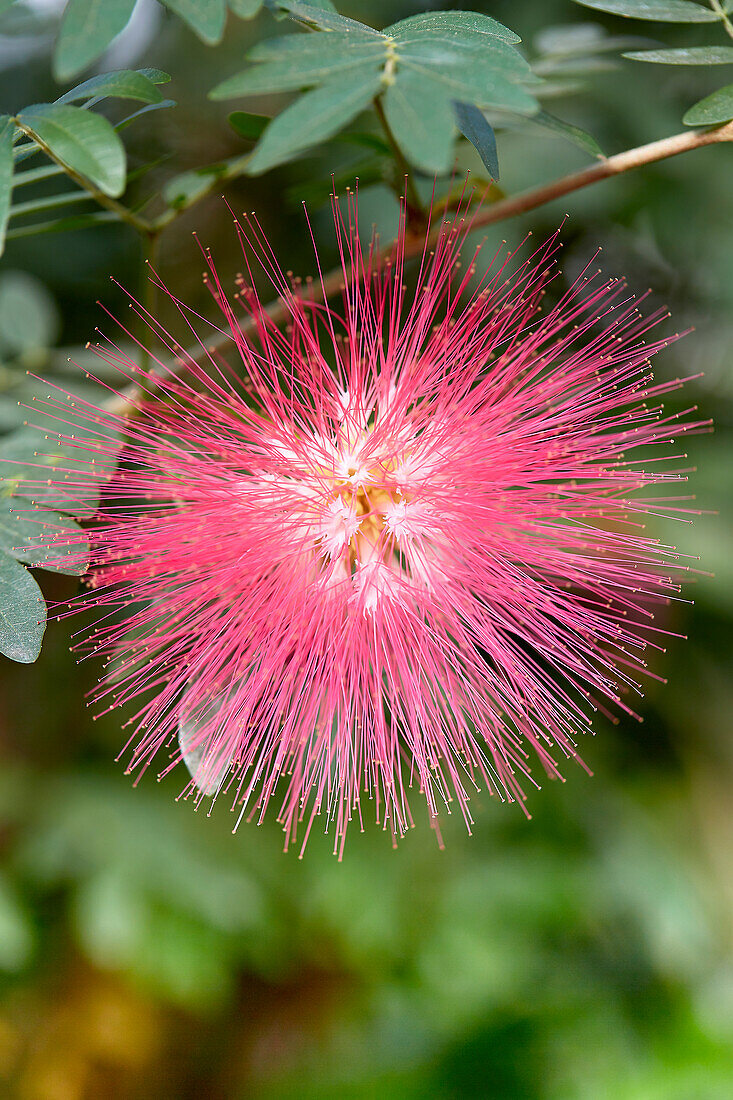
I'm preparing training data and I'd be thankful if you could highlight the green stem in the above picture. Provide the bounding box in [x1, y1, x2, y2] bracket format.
[711, 0, 733, 39]
[9, 189, 94, 219]
[373, 96, 426, 227]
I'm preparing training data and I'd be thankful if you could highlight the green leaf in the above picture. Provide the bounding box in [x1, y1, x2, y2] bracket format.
[137, 68, 172, 85]
[383, 71, 455, 175]
[274, 1, 380, 35]
[535, 23, 653, 55]
[533, 55, 618, 76]
[398, 47, 539, 115]
[16, 104, 125, 197]
[228, 111, 269, 140]
[0, 496, 88, 575]
[247, 28, 385, 62]
[162, 164, 227, 208]
[292, 0, 336, 9]
[12, 164, 65, 190]
[56, 69, 165, 106]
[453, 102, 499, 178]
[248, 63, 382, 173]
[396, 35, 536, 85]
[160, 0, 227, 44]
[623, 47, 733, 63]
[0, 270, 59, 355]
[326, 130, 391, 155]
[285, 157, 385, 208]
[0, 551, 46, 664]
[115, 99, 177, 132]
[211, 34, 386, 98]
[570, 0, 721, 22]
[683, 83, 733, 124]
[229, 0, 263, 15]
[0, 116, 14, 258]
[0, 871, 34, 971]
[528, 110, 605, 157]
[0, 427, 113, 518]
[0, 2, 53, 35]
[54, 0, 138, 82]
[385, 11, 521, 46]
[5, 210, 117, 241]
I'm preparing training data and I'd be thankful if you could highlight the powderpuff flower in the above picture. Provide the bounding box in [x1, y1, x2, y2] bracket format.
[29, 198, 704, 855]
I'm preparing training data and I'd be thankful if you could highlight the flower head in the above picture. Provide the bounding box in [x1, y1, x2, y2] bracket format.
[36, 198, 703, 854]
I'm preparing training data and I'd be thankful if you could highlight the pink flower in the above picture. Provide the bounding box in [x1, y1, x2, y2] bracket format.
[48, 199, 704, 855]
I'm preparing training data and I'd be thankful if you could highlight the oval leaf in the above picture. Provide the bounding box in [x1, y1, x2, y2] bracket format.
[211, 35, 386, 98]
[0, 270, 59, 354]
[162, 164, 227, 208]
[275, 1, 381, 35]
[56, 69, 165, 106]
[683, 82, 733, 125]
[54, 0, 138, 82]
[0, 551, 46, 664]
[571, 0, 721, 21]
[228, 111, 269, 140]
[453, 101, 499, 178]
[387, 11, 521, 45]
[395, 34, 534, 82]
[248, 63, 383, 174]
[160, 0, 227, 44]
[527, 109, 605, 157]
[247, 30, 385, 62]
[0, 426, 114, 519]
[137, 68, 172, 85]
[399, 48, 538, 115]
[383, 71, 455, 175]
[0, 496, 89, 575]
[624, 47, 733, 63]
[16, 104, 125, 197]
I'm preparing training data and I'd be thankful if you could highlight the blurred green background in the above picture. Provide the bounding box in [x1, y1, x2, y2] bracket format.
[0, 1, 732, 1097]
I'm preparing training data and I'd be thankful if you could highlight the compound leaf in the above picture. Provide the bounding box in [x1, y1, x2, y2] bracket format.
[248, 64, 382, 173]
[211, 34, 386, 98]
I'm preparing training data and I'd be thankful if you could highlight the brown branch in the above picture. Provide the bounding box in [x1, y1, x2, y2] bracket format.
[104, 120, 733, 416]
